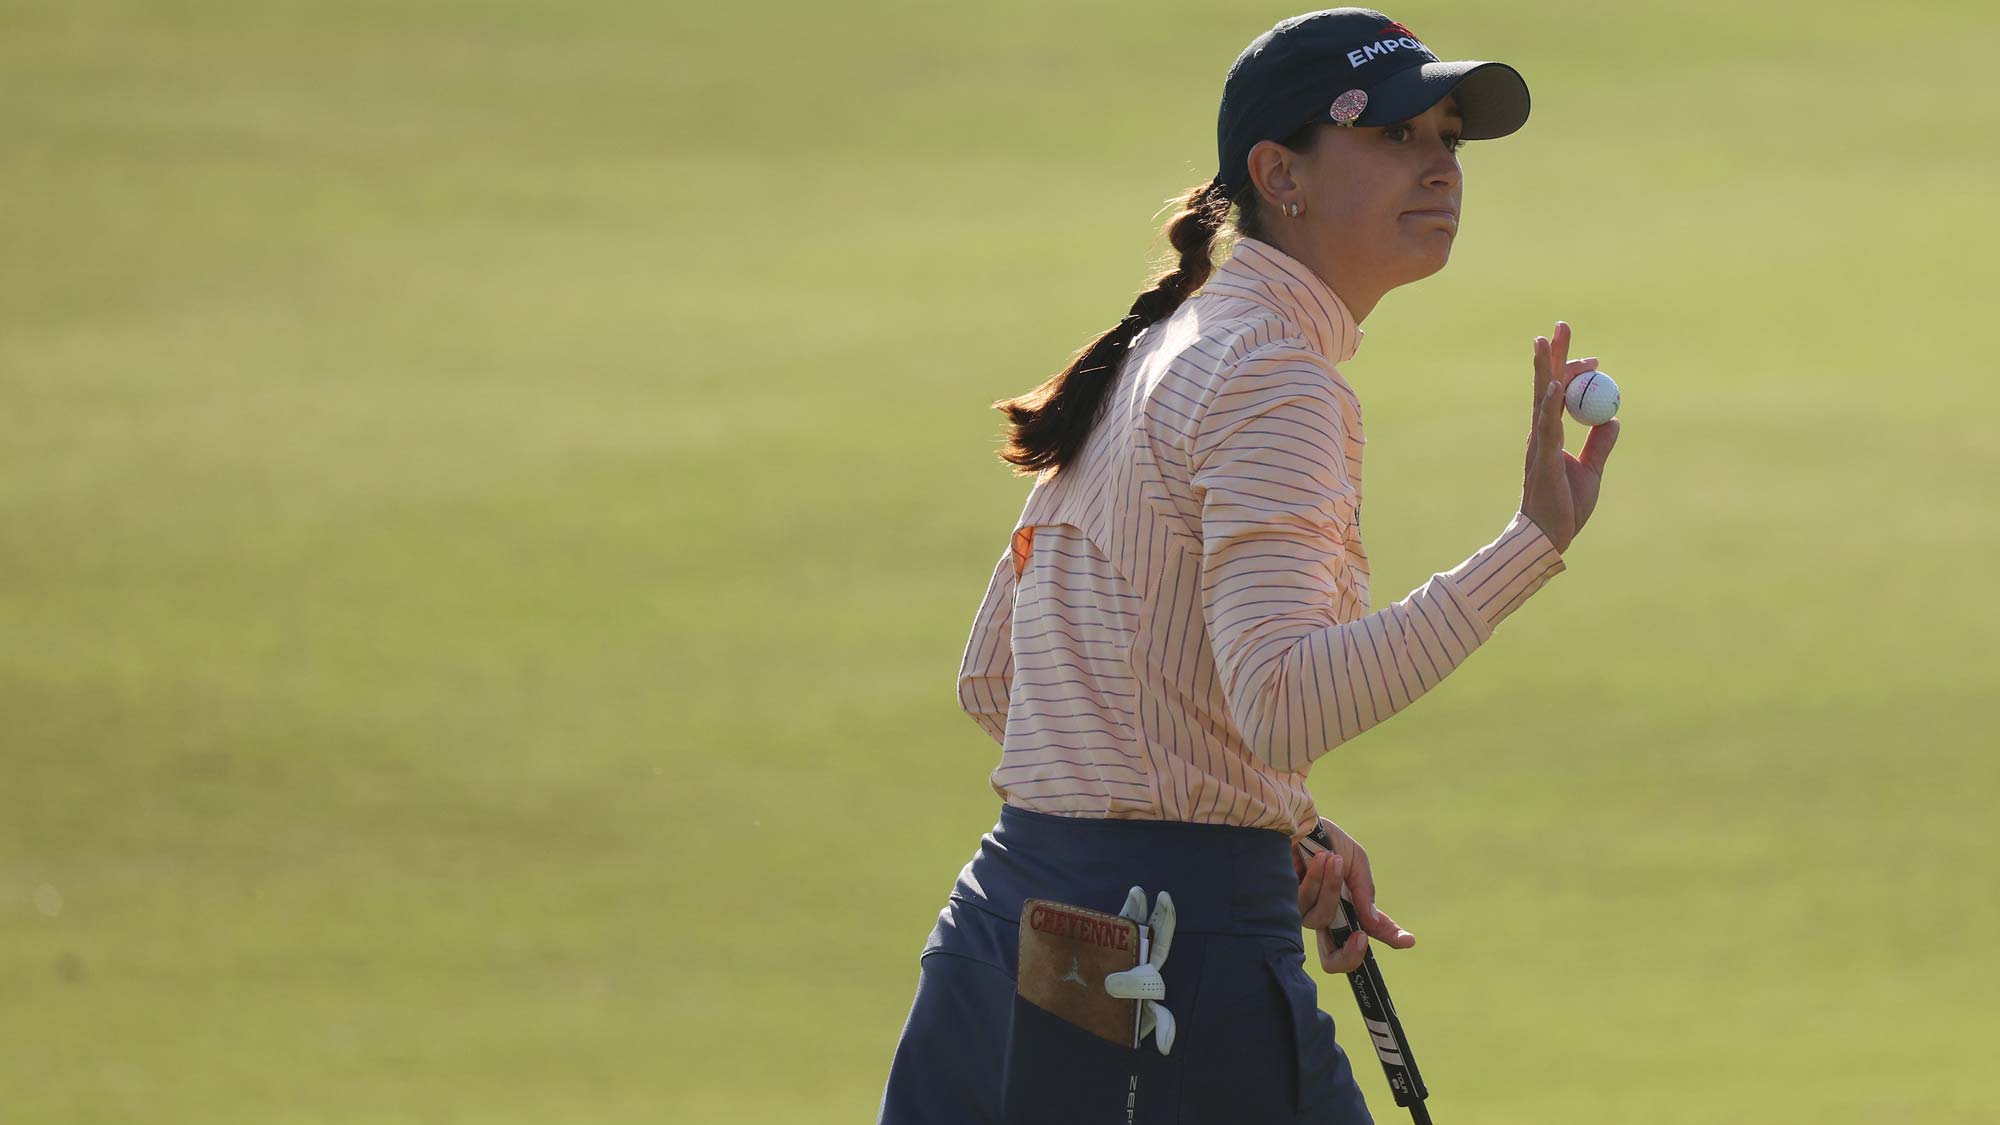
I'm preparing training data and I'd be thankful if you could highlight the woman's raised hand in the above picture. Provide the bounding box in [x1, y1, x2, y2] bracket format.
[1520, 321, 1621, 554]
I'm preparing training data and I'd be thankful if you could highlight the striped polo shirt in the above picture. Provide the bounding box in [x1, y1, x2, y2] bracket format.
[955, 235, 1566, 839]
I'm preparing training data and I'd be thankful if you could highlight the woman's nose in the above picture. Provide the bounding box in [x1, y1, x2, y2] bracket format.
[1424, 150, 1461, 189]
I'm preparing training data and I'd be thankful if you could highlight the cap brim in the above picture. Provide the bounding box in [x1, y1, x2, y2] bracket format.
[1354, 60, 1530, 140]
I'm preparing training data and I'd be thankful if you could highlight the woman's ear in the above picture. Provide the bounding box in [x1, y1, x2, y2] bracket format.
[1244, 139, 1302, 210]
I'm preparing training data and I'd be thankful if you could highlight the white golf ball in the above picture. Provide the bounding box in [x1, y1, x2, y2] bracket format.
[1565, 369, 1620, 426]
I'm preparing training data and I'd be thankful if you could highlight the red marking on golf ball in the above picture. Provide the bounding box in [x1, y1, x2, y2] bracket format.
[1567, 371, 1620, 423]
[1329, 90, 1368, 124]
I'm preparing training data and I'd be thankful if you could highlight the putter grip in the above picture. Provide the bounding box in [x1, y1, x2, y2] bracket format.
[1302, 826, 1432, 1123]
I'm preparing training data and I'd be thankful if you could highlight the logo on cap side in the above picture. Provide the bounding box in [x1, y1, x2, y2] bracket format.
[1378, 20, 1418, 38]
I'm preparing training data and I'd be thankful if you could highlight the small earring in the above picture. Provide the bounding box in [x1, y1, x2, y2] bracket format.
[1286, 202, 1301, 218]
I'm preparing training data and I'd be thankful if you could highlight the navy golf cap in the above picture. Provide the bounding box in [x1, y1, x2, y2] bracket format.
[1215, 8, 1531, 198]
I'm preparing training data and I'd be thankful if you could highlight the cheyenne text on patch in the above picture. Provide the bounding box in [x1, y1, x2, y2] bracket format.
[1027, 904, 1135, 952]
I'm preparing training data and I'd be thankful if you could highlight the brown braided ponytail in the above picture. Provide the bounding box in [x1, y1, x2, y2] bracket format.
[992, 120, 1329, 476]
[992, 177, 1233, 477]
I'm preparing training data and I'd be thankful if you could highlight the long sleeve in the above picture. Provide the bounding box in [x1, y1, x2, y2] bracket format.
[955, 542, 1018, 747]
[1190, 345, 1566, 773]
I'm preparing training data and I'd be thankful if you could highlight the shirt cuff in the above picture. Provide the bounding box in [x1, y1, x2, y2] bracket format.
[1438, 510, 1566, 638]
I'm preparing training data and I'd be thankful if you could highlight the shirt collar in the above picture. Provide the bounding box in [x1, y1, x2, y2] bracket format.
[1202, 235, 1364, 364]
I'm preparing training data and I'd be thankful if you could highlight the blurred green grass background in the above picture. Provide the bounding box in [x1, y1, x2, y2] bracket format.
[4, 0, 1996, 1121]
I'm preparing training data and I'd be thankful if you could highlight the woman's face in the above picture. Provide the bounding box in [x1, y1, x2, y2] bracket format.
[1248, 94, 1466, 317]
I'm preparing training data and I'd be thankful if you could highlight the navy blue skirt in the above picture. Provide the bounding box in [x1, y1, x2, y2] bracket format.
[878, 803, 1373, 1124]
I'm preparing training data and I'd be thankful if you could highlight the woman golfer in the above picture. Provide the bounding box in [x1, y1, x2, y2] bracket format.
[879, 8, 1621, 1123]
